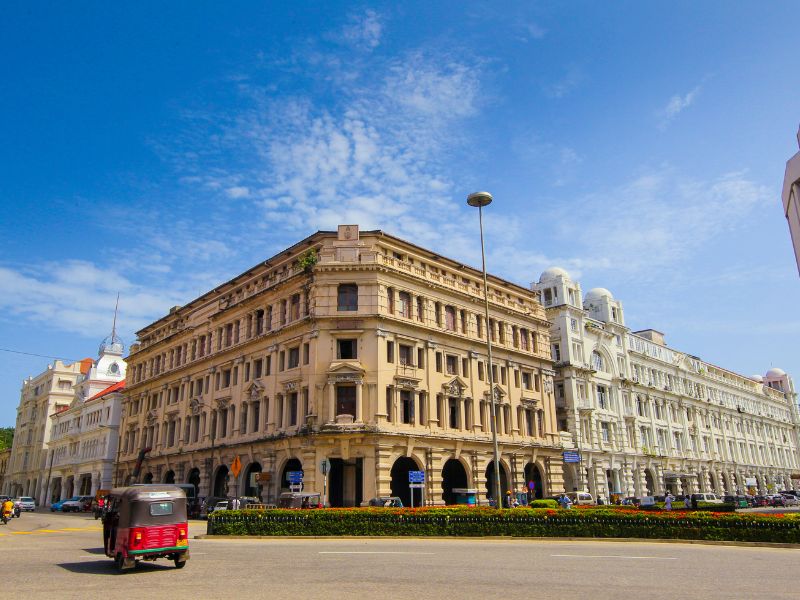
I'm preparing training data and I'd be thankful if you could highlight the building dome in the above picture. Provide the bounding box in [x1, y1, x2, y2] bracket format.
[750, 375, 763, 383]
[765, 367, 786, 379]
[539, 267, 570, 282]
[585, 287, 614, 301]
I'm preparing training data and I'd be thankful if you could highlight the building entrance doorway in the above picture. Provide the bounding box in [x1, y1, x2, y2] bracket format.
[79, 474, 92, 495]
[65, 476, 74, 499]
[390, 457, 419, 507]
[164, 470, 175, 484]
[327, 458, 363, 507]
[143, 472, 154, 484]
[524, 462, 544, 499]
[280, 458, 303, 492]
[213, 465, 229, 498]
[485, 461, 509, 505]
[441, 459, 468, 505]
[187, 468, 201, 497]
[644, 469, 655, 495]
[50, 478, 62, 504]
[243, 462, 262, 497]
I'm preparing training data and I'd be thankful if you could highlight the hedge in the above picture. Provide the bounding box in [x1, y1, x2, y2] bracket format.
[207, 506, 800, 543]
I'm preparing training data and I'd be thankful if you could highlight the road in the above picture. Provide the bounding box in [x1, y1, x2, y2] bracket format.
[2, 509, 798, 599]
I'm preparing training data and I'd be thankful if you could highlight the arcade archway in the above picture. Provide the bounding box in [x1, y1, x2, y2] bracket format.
[243, 462, 262, 497]
[280, 458, 303, 492]
[390, 457, 420, 507]
[187, 468, 201, 497]
[163, 470, 175, 484]
[213, 465, 229, 498]
[441, 459, 469, 505]
[485, 461, 509, 505]
[524, 462, 545, 499]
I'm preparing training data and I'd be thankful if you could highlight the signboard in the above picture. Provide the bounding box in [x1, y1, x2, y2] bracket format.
[408, 470, 425, 484]
[287, 470, 304, 484]
[745, 477, 757, 487]
[320, 458, 331, 475]
[528, 480, 536, 491]
[231, 455, 242, 478]
[256, 472, 272, 483]
[562, 451, 581, 464]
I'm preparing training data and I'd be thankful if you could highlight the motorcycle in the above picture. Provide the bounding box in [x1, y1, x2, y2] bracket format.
[1, 509, 12, 525]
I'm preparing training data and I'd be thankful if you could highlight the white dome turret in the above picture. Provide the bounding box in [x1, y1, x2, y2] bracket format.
[539, 267, 570, 283]
[585, 287, 614, 301]
[765, 368, 786, 378]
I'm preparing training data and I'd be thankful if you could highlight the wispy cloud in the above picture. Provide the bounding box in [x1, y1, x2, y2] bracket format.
[339, 9, 383, 50]
[544, 64, 583, 98]
[658, 85, 701, 128]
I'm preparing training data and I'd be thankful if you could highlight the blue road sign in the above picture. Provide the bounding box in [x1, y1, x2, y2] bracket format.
[562, 451, 581, 463]
[287, 470, 304, 483]
[408, 470, 425, 483]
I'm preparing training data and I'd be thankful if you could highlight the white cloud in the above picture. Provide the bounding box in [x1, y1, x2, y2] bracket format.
[225, 186, 250, 199]
[524, 22, 546, 40]
[658, 86, 700, 128]
[340, 10, 383, 50]
[0, 261, 186, 340]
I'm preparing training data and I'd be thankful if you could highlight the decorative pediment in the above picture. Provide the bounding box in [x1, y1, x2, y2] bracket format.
[215, 396, 231, 409]
[327, 361, 365, 384]
[146, 409, 158, 424]
[483, 384, 506, 403]
[246, 380, 264, 401]
[189, 398, 203, 415]
[443, 377, 468, 397]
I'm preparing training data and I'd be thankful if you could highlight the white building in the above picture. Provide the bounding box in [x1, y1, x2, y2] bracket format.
[3, 358, 90, 499]
[46, 334, 126, 504]
[533, 267, 800, 499]
[782, 126, 800, 276]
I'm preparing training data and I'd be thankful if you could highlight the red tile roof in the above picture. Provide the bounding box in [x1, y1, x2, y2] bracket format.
[87, 379, 125, 402]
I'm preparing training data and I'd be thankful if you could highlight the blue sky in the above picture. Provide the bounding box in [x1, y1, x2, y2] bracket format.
[1, 2, 798, 427]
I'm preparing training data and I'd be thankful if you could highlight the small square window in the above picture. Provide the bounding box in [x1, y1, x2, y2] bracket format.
[337, 339, 357, 360]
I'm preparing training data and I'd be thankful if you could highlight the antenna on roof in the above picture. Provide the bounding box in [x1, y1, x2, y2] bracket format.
[100, 293, 124, 354]
[111, 292, 120, 340]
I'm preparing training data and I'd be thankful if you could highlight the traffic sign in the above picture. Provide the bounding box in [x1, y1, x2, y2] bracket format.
[231, 455, 242, 478]
[408, 470, 425, 484]
[562, 451, 580, 464]
[320, 458, 331, 475]
[287, 470, 304, 484]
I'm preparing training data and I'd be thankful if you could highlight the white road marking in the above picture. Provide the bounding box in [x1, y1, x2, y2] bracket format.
[551, 554, 677, 560]
[318, 551, 436, 555]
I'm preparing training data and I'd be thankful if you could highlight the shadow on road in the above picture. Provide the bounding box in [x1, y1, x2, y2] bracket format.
[57, 559, 174, 575]
[81, 547, 106, 555]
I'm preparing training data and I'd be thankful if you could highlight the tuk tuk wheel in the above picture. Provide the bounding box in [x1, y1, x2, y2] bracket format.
[174, 556, 187, 569]
[114, 553, 125, 573]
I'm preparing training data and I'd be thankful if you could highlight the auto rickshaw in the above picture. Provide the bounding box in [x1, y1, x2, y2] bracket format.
[103, 485, 190, 571]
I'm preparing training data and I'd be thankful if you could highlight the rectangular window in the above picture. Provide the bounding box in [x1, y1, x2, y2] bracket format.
[288, 347, 300, 369]
[445, 306, 456, 331]
[386, 341, 395, 363]
[303, 343, 310, 365]
[445, 354, 457, 375]
[279, 351, 285, 372]
[337, 284, 358, 311]
[435, 352, 443, 373]
[417, 348, 425, 368]
[500, 367, 507, 385]
[416, 297, 424, 321]
[290, 293, 300, 321]
[462, 358, 469, 377]
[522, 372, 531, 390]
[265, 356, 271, 376]
[336, 386, 357, 416]
[337, 339, 357, 360]
[478, 361, 485, 381]
[513, 370, 520, 387]
[399, 292, 411, 318]
[601, 422, 610, 442]
[399, 344, 413, 366]
[400, 390, 413, 424]
[476, 315, 483, 338]
[289, 392, 298, 426]
[449, 398, 458, 429]
[244, 363, 250, 382]
[553, 343, 561, 362]
[386, 387, 393, 422]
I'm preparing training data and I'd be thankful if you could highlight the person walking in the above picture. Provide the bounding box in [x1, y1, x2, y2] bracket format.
[684, 494, 691, 509]
[664, 493, 673, 511]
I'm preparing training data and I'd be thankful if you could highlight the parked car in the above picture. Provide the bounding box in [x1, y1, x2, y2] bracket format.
[366, 496, 404, 507]
[565, 492, 595, 506]
[722, 495, 750, 508]
[277, 492, 323, 509]
[51, 496, 80, 512]
[752, 496, 770, 507]
[14, 497, 36, 512]
[691, 493, 723, 505]
[780, 494, 799, 506]
[62, 495, 93, 512]
[769, 495, 786, 507]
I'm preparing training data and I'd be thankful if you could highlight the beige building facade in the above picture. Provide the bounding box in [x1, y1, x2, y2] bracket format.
[118, 226, 565, 506]
[3, 358, 90, 499]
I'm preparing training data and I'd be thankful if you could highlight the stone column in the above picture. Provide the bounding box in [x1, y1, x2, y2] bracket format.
[328, 384, 336, 423]
[355, 382, 363, 423]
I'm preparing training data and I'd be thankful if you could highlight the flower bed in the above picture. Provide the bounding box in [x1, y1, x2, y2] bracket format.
[207, 506, 800, 543]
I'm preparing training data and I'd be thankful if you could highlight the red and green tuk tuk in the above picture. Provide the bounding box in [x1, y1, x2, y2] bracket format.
[103, 485, 190, 571]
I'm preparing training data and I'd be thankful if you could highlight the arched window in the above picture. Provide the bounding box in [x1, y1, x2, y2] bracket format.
[591, 351, 605, 372]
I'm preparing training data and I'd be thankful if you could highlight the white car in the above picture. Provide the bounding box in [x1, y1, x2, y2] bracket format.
[14, 497, 35, 512]
[780, 494, 799, 506]
[61, 496, 92, 513]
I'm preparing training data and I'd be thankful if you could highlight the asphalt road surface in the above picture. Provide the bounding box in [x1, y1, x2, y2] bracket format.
[2, 510, 798, 599]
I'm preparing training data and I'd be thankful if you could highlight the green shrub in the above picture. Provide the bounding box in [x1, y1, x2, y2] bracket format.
[207, 506, 800, 543]
[528, 499, 558, 509]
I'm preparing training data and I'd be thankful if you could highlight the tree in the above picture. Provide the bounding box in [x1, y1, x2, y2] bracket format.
[0, 427, 14, 450]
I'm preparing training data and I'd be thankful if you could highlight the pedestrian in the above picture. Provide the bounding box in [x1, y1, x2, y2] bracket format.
[664, 493, 673, 511]
[684, 494, 691, 509]
[231, 496, 240, 510]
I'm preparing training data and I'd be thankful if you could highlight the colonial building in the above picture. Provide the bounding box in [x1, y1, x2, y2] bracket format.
[46, 332, 127, 504]
[0, 448, 11, 493]
[782, 125, 800, 276]
[533, 268, 800, 499]
[3, 358, 91, 499]
[118, 226, 564, 506]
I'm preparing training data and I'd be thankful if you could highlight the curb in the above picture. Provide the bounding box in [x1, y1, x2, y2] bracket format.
[193, 534, 800, 549]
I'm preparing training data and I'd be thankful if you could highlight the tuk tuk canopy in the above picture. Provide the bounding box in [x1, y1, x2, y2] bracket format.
[108, 485, 188, 527]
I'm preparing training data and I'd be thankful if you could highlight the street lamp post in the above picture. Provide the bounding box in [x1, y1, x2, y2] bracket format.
[467, 191, 502, 507]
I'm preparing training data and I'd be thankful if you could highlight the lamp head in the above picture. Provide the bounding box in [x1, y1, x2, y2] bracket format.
[467, 191, 493, 207]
